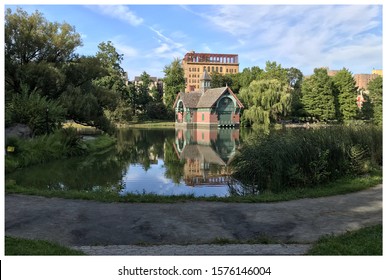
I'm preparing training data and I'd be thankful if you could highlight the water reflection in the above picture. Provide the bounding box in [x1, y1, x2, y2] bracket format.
[174, 128, 239, 187]
[7, 128, 244, 197]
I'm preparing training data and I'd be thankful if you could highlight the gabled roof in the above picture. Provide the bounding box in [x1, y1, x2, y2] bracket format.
[173, 86, 244, 109]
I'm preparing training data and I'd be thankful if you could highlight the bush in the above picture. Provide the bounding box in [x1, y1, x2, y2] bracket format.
[5, 87, 66, 135]
[231, 125, 382, 193]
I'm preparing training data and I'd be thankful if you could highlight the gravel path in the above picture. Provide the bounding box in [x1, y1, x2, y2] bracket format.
[5, 184, 382, 255]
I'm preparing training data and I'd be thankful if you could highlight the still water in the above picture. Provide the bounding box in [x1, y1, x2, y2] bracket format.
[8, 128, 251, 197]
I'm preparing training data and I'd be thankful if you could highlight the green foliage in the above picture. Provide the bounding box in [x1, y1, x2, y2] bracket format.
[6, 86, 66, 135]
[163, 58, 185, 109]
[367, 76, 383, 126]
[333, 68, 359, 120]
[5, 236, 85, 255]
[5, 131, 115, 173]
[240, 79, 292, 126]
[301, 68, 337, 121]
[307, 224, 382, 255]
[210, 71, 236, 88]
[5, 7, 82, 93]
[231, 125, 382, 193]
[5, 8, 120, 134]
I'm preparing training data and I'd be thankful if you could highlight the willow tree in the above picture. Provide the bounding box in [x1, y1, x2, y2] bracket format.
[240, 79, 292, 126]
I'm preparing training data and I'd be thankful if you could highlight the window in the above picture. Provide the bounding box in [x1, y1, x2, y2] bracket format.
[220, 67, 223, 72]
[216, 66, 218, 72]
[203, 66, 206, 71]
[212, 66, 214, 72]
[202, 114, 204, 121]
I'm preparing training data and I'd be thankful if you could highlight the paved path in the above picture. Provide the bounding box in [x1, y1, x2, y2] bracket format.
[5, 184, 382, 255]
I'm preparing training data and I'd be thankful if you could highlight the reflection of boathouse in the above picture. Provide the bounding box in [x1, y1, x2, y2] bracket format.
[173, 70, 244, 128]
[174, 128, 240, 187]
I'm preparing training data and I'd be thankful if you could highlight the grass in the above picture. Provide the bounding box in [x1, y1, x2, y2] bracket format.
[119, 120, 175, 128]
[307, 224, 382, 255]
[5, 236, 85, 255]
[5, 169, 382, 203]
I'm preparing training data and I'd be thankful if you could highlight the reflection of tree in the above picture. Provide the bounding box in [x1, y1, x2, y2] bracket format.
[163, 137, 185, 183]
[115, 128, 173, 171]
[7, 149, 126, 192]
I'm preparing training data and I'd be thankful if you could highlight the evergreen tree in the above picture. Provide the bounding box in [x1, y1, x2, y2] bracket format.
[368, 76, 383, 126]
[333, 68, 359, 120]
[163, 58, 185, 110]
[301, 68, 337, 121]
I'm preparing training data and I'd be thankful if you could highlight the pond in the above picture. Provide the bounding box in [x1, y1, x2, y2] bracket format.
[7, 127, 253, 197]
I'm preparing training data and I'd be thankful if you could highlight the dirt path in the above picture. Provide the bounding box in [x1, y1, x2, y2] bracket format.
[5, 185, 382, 254]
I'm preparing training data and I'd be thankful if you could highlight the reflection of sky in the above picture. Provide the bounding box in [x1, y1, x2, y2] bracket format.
[120, 159, 230, 197]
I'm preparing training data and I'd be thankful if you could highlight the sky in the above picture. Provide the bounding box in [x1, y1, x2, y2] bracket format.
[3, 3, 384, 80]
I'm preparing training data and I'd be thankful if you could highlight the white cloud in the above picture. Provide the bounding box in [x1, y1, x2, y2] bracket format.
[199, 5, 382, 74]
[89, 5, 143, 26]
[148, 26, 187, 59]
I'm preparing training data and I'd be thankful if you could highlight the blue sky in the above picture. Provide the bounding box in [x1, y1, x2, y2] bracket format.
[4, 3, 383, 80]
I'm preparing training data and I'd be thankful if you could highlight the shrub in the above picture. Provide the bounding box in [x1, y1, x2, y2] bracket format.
[5, 87, 66, 135]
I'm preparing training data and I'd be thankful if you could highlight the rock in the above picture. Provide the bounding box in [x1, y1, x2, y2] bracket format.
[5, 124, 33, 139]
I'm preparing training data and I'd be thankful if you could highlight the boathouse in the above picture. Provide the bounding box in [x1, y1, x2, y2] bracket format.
[173, 70, 244, 128]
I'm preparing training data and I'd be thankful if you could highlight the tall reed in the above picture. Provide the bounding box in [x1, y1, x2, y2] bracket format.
[231, 125, 382, 193]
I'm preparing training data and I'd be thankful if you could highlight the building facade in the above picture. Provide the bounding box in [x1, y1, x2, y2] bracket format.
[182, 51, 239, 92]
[173, 70, 244, 128]
[353, 74, 380, 90]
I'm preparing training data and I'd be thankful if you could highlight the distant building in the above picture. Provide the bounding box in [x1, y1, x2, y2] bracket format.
[317, 67, 382, 90]
[132, 76, 163, 97]
[182, 51, 239, 92]
[173, 70, 244, 128]
[371, 69, 383, 77]
[353, 74, 380, 90]
[327, 69, 340, 77]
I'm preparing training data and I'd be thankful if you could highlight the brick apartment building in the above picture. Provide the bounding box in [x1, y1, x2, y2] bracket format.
[182, 51, 239, 92]
[324, 68, 382, 90]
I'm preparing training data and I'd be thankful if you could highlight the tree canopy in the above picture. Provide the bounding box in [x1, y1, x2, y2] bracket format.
[163, 58, 185, 110]
[301, 68, 336, 121]
[333, 68, 359, 121]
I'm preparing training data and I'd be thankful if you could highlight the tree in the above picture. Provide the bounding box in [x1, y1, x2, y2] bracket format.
[5, 8, 81, 94]
[239, 79, 292, 126]
[210, 72, 234, 88]
[287, 67, 304, 117]
[5, 8, 118, 133]
[261, 61, 288, 83]
[333, 68, 359, 121]
[301, 68, 337, 121]
[163, 58, 185, 110]
[94, 41, 128, 98]
[368, 76, 383, 125]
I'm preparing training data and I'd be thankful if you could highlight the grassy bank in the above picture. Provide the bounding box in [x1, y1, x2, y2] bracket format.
[307, 224, 382, 255]
[5, 236, 85, 255]
[118, 120, 175, 128]
[5, 169, 382, 203]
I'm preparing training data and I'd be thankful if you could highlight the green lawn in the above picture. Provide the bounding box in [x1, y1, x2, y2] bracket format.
[307, 224, 382, 255]
[5, 236, 85, 255]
